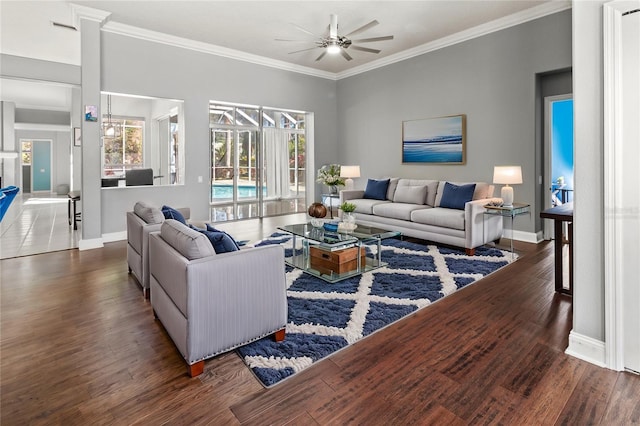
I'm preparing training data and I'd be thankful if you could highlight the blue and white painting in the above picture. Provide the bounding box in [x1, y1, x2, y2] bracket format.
[402, 115, 466, 164]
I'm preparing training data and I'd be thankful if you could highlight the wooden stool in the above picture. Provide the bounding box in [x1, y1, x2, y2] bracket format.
[67, 191, 81, 230]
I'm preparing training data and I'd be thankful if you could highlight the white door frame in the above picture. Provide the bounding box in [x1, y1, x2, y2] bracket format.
[543, 94, 573, 240]
[603, 0, 640, 372]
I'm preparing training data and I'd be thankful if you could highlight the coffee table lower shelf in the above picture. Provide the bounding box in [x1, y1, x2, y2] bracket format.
[284, 255, 388, 283]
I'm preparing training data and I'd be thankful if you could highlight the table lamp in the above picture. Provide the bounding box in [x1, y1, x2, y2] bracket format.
[493, 166, 522, 207]
[340, 165, 361, 190]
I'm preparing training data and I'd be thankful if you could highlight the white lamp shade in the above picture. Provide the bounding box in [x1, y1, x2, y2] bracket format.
[340, 165, 360, 190]
[493, 166, 522, 207]
[493, 166, 523, 185]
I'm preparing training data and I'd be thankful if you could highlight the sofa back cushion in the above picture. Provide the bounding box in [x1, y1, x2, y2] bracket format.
[386, 177, 400, 200]
[435, 181, 493, 207]
[393, 185, 428, 204]
[134, 201, 165, 224]
[396, 179, 440, 206]
[160, 219, 215, 260]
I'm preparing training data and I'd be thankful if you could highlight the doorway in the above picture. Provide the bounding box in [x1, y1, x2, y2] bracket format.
[209, 102, 308, 222]
[543, 95, 574, 239]
[21, 139, 52, 193]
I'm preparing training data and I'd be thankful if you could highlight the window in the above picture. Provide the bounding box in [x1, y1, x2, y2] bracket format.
[102, 118, 144, 177]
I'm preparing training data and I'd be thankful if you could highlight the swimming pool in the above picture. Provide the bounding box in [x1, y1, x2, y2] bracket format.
[212, 185, 266, 199]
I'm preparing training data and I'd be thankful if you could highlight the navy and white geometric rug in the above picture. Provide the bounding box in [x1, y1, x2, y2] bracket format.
[236, 233, 517, 387]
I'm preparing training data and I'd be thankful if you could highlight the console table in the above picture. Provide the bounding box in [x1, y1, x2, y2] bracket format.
[540, 202, 573, 295]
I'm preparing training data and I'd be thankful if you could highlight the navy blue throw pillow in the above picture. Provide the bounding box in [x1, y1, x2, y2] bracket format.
[201, 230, 239, 254]
[439, 182, 476, 210]
[363, 179, 390, 200]
[205, 223, 241, 251]
[161, 205, 186, 224]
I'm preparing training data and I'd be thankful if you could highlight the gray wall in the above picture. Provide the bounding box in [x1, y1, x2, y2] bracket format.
[99, 31, 338, 234]
[336, 10, 572, 235]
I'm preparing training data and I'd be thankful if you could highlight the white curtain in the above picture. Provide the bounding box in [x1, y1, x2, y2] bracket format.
[264, 128, 291, 199]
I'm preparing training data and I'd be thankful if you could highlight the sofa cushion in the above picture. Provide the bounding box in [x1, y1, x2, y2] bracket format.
[439, 182, 476, 210]
[134, 201, 164, 224]
[162, 205, 187, 224]
[434, 181, 493, 207]
[373, 202, 430, 221]
[393, 185, 428, 205]
[161, 219, 215, 260]
[351, 198, 390, 215]
[411, 208, 466, 231]
[397, 179, 440, 206]
[386, 177, 400, 200]
[363, 178, 390, 200]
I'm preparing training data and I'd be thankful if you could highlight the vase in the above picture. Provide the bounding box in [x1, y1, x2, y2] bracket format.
[330, 185, 338, 195]
[341, 212, 356, 233]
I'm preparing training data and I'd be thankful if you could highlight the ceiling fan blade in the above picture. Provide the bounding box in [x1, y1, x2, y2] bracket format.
[340, 49, 353, 61]
[291, 23, 318, 37]
[289, 46, 320, 54]
[351, 35, 394, 43]
[345, 20, 379, 37]
[315, 51, 327, 61]
[350, 45, 381, 54]
[276, 38, 310, 42]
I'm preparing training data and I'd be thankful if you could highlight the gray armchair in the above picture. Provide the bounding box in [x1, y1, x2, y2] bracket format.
[127, 201, 191, 298]
[149, 219, 287, 377]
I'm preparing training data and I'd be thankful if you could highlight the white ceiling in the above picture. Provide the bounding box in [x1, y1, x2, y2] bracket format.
[0, 0, 570, 111]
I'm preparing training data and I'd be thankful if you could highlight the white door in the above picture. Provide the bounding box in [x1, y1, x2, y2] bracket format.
[620, 6, 640, 374]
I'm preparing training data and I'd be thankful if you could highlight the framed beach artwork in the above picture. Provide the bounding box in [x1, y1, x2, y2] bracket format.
[402, 114, 466, 164]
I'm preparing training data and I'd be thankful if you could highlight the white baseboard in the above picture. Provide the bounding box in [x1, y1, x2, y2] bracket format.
[503, 230, 539, 244]
[78, 237, 104, 251]
[102, 231, 127, 243]
[565, 331, 608, 368]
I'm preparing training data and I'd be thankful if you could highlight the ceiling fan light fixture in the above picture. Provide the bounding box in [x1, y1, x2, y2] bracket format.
[327, 42, 341, 54]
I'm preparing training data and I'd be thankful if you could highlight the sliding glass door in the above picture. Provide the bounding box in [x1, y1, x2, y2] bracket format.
[210, 102, 307, 222]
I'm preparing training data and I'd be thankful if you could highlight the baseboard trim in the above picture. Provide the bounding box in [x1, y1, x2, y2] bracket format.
[565, 331, 608, 368]
[78, 237, 104, 251]
[102, 231, 127, 243]
[504, 230, 539, 244]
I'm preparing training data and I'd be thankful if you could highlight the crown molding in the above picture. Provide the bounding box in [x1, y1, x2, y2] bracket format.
[95, 1, 570, 82]
[337, 0, 572, 79]
[71, 4, 111, 26]
[101, 21, 337, 81]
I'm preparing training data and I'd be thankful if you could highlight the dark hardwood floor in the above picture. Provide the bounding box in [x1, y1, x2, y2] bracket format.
[1, 233, 639, 425]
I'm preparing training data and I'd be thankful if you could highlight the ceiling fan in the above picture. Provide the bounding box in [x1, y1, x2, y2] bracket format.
[278, 14, 394, 61]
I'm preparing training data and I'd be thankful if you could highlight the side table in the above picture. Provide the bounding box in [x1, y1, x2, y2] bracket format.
[483, 203, 531, 254]
[322, 193, 340, 218]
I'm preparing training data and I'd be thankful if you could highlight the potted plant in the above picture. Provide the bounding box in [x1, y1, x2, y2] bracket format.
[316, 164, 345, 194]
[339, 201, 357, 229]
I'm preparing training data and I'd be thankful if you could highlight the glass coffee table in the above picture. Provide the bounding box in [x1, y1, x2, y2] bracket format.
[277, 223, 401, 283]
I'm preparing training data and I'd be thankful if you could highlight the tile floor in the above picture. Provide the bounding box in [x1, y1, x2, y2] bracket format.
[0, 193, 80, 259]
[0, 192, 309, 260]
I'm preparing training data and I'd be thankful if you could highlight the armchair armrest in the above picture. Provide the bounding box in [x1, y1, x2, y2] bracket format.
[186, 245, 287, 362]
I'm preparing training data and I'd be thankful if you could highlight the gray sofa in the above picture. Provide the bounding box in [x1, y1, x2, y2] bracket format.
[340, 178, 503, 255]
[149, 219, 288, 377]
[126, 202, 191, 298]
